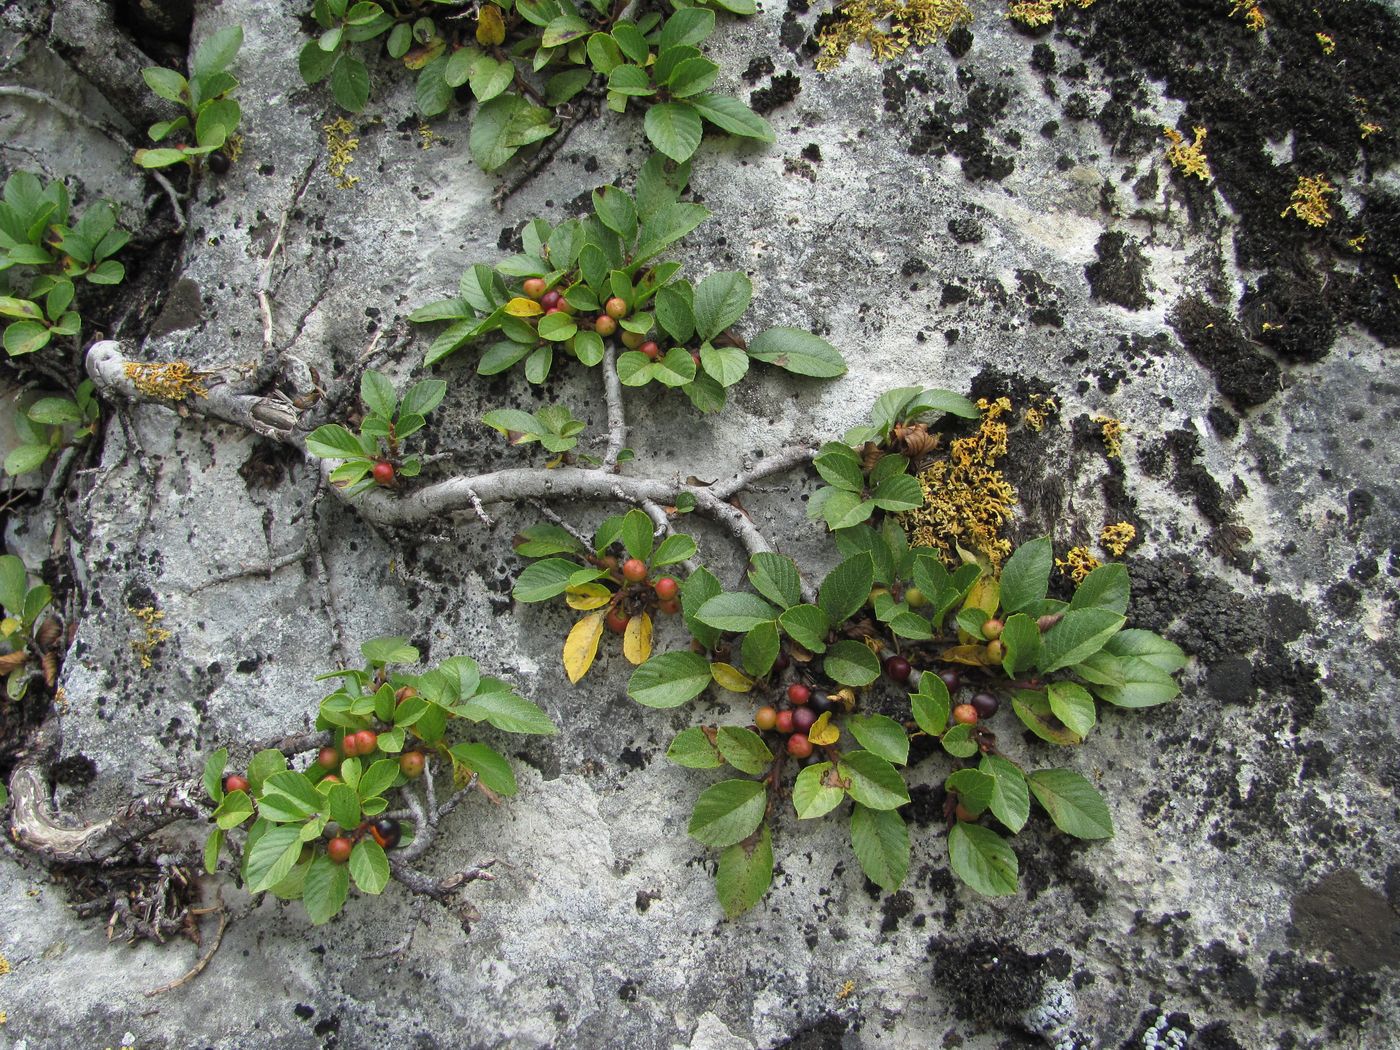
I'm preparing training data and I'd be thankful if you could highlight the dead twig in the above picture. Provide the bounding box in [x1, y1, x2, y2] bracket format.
[144, 902, 228, 997]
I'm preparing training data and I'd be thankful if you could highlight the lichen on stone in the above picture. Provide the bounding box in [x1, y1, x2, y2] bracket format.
[1163, 126, 1212, 182]
[1093, 414, 1124, 459]
[1056, 545, 1100, 583]
[1281, 174, 1335, 228]
[122, 361, 209, 400]
[323, 116, 361, 189]
[1006, 0, 1095, 28]
[128, 606, 173, 670]
[1100, 521, 1136, 556]
[815, 0, 973, 72]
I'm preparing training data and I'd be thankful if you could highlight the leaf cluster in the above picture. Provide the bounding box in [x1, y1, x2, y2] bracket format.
[409, 158, 845, 413]
[0, 554, 53, 700]
[305, 369, 447, 494]
[482, 403, 587, 458]
[0, 172, 128, 357]
[4, 380, 100, 477]
[203, 636, 554, 924]
[299, 1, 768, 170]
[136, 26, 245, 168]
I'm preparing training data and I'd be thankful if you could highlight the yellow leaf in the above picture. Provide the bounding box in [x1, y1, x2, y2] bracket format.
[939, 644, 990, 667]
[505, 296, 543, 317]
[476, 4, 506, 46]
[563, 611, 605, 683]
[0, 617, 17, 638]
[963, 575, 1000, 617]
[566, 583, 612, 610]
[710, 662, 754, 693]
[623, 612, 653, 665]
[808, 711, 840, 746]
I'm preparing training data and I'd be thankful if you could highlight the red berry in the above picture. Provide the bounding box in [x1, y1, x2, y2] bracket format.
[884, 655, 912, 682]
[954, 803, 978, 823]
[952, 704, 979, 726]
[370, 817, 402, 850]
[354, 729, 378, 755]
[639, 340, 660, 360]
[792, 707, 817, 733]
[971, 692, 1000, 718]
[594, 314, 618, 336]
[654, 577, 679, 600]
[223, 774, 250, 794]
[400, 751, 425, 778]
[605, 607, 630, 634]
[208, 151, 231, 175]
[658, 598, 681, 616]
[395, 686, 417, 705]
[604, 296, 628, 319]
[754, 706, 778, 731]
[622, 558, 648, 583]
[546, 306, 566, 314]
[321, 774, 341, 784]
[523, 277, 546, 300]
[316, 747, 339, 770]
[372, 461, 395, 486]
[327, 836, 353, 863]
[786, 733, 813, 759]
[775, 709, 795, 734]
[540, 290, 561, 310]
[787, 683, 811, 706]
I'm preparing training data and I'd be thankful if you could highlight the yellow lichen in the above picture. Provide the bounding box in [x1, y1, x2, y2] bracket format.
[1100, 521, 1136, 557]
[1281, 173, 1335, 227]
[1056, 545, 1100, 584]
[1093, 415, 1124, 459]
[1023, 393, 1058, 432]
[903, 397, 1017, 567]
[1229, 1, 1266, 31]
[129, 606, 173, 670]
[123, 361, 209, 400]
[223, 133, 244, 164]
[1007, 0, 1096, 26]
[417, 122, 436, 150]
[815, 0, 973, 72]
[837, 979, 856, 1000]
[1360, 122, 1383, 139]
[324, 117, 360, 190]
[1316, 32, 1335, 54]
[0, 953, 9, 975]
[1163, 126, 1212, 182]
[1348, 234, 1367, 252]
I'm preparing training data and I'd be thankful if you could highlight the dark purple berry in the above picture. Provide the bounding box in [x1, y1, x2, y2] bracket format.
[772, 652, 790, 673]
[937, 668, 961, 691]
[370, 817, 402, 850]
[884, 655, 912, 683]
[809, 692, 835, 715]
[971, 692, 1000, 718]
[792, 707, 817, 733]
[208, 151, 231, 175]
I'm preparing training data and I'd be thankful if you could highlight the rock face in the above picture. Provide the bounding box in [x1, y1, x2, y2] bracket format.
[1, 1, 1398, 1048]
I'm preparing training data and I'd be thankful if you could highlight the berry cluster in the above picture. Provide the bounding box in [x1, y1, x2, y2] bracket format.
[602, 558, 681, 634]
[522, 279, 676, 366]
[931, 666, 1001, 727]
[751, 658, 837, 761]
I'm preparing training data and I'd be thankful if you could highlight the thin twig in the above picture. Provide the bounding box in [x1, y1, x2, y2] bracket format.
[144, 904, 227, 997]
[492, 118, 581, 211]
[0, 84, 185, 230]
[601, 342, 628, 473]
[528, 501, 592, 549]
[186, 542, 309, 593]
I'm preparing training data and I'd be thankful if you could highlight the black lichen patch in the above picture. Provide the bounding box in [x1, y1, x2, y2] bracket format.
[1261, 950, 1381, 1036]
[751, 71, 802, 116]
[928, 937, 1071, 1026]
[771, 1013, 851, 1048]
[1168, 296, 1280, 410]
[1289, 868, 1400, 972]
[906, 73, 1017, 182]
[1084, 231, 1151, 310]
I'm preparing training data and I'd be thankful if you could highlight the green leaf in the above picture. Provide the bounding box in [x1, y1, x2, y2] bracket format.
[620, 508, 654, 561]
[696, 592, 778, 633]
[837, 750, 910, 811]
[652, 534, 696, 567]
[303, 854, 350, 924]
[686, 92, 775, 141]
[847, 714, 910, 766]
[715, 822, 772, 918]
[299, 39, 338, 84]
[457, 688, 556, 735]
[349, 837, 390, 894]
[778, 604, 829, 653]
[1000, 612, 1041, 677]
[747, 553, 802, 610]
[258, 771, 324, 823]
[946, 769, 993, 813]
[213, 789, 253, 829]
[470, 94, 556, 172]
[635, 202, 710, 264]
[666, 726, 723, 768]
[698, 342, 748, 387]
[611, 21, 649, 62]
[513, 558, 585, 602]
[688, 779, 767, 847]
[948, 822, 1018, 896]
[644, 102, 704, 163]
[1012, 690, 1082, 746]
[0, 297, 41, 322]
[587, 31, 624, 74]
[740, 621, 780, 677]
[793, 761, 844, 818]
[592, 185, 638, 243]
[331, 54, 371, 112]
[203, 828, 223, 874]
[415, 55, 454, 117]
[306, 423, 367, 460]
[193, 25, 243, 78]
[202, 748, 229, 803]
[359, 370, 397, 421]
[608, 64, 654, 97]
[142, 67, 187, 103]
[356, 758, 400, 801]
[327, 783, 360, 829]
[526, 342, 555, 384]
[360, 636, 419, 665]
[469, 55, 516, 102]
[448, 742, 517, 795]
[818, 553, 873, 626]
[869, 473, 924, 512]
[850, 803, 909, 891]
[628, 650, 713, 707]
[246, 825, 304, 893]
[823, 639, 881, 687]
[655, 283, 695, 343]
[940, 722, 979, 758]
[1104, 629, 1188, 673]
[246, 749, 288, 793]
[3, 320, 50, 356]
[542, 14, 591, 47]
[1027, 768, 1114, 839]
[813, 444, 864, 492]
[1089, 655, 1180, 708]
[680, 567, 722, 650]
[400, 379, 447, 419]
[748, 327, 847, 378]
[4, 444, 51, 476]
[659, 8, 715, 50]
[911, 673, 950, 736]
[979, 754, 1029, 833]
[1070, 563, 1130, 616]
[716, 726, 773, 775]
[1047, 681, 1096, 737]
[692, 271, 751, 341]
[1038, 609, 1126, 673]
[999, 536, 1052, 616]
